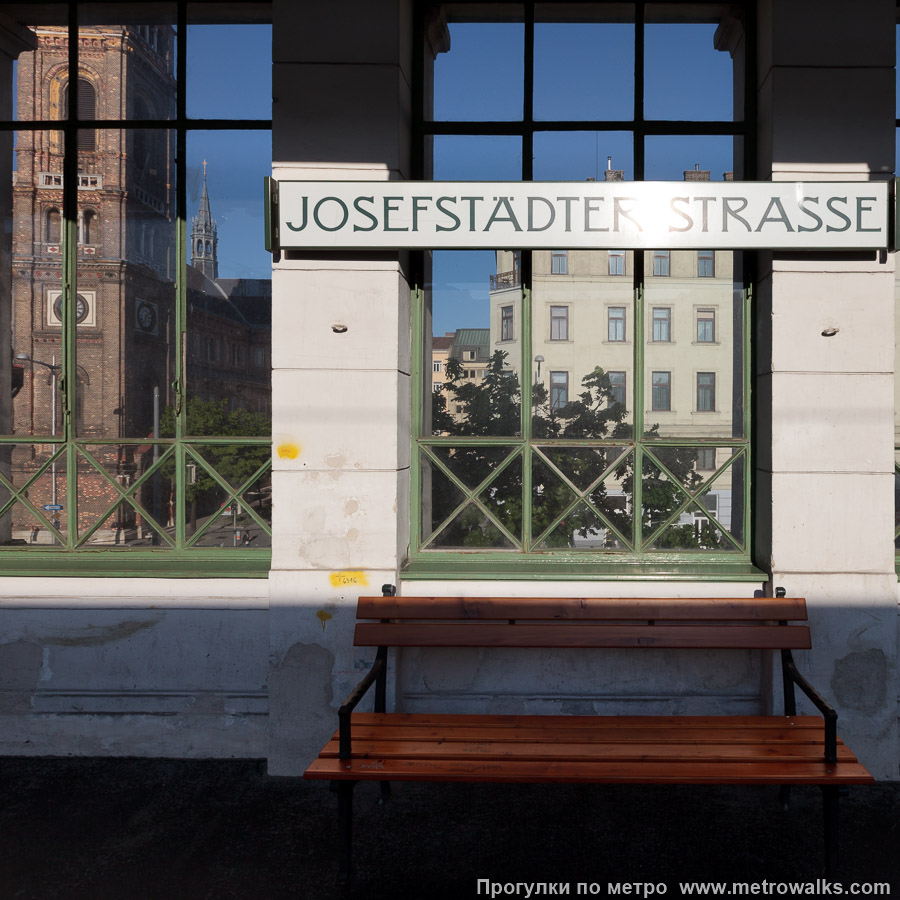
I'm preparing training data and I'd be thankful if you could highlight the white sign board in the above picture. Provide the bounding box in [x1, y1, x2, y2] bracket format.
[273, 181, 890, 251]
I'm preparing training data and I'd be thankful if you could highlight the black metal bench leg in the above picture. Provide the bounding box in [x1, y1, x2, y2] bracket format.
[821, 785, 840, 879]
[338, 781, 356, 885]
[379, 781, 392, 805]
[779, 785, 791, 810]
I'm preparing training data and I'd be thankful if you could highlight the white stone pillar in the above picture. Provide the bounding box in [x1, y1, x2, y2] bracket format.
[755, 0, 899, 778]
[267, 0, 412, 773]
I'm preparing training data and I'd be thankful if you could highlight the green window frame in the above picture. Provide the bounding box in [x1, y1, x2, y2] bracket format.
[406, 0, 758, 581]
[0, 1, 272, 576]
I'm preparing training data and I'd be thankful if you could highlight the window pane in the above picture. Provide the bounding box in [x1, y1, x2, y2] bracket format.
[549, 305, 568, 341]
[78, 6, 177, 120]
[73, 444, 175, 548]
[642, 146, 742, 440]
[533, 131, 633, 181]
[608, 306, 626, 342]
[645, 135, 737, 181]
[697, 372, 716, 411]
[427, 250, 522, 438]
[534, 8, 634, 121]
[651, 371, 670, 411]
[0, 444, 71, 547]
[433, 16, 524, 122]
[644, 11, 734, 122]
[645, 252, 741, 437]
[187, 11, 271, 119]
[183, 445, 271, 548]
[697, 309, 716, 342]
[185, 131, 272, 436]
[433, 135, 522, 181]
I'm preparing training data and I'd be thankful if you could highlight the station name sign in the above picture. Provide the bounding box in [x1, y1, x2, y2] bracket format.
[269, 180, 891, 251]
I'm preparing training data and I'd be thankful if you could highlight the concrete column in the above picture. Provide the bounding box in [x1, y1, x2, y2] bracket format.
[755, 0, 898, 778]
[268, 0, 413, 773]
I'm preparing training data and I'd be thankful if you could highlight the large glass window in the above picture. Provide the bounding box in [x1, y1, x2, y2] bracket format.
[410, 2, 751, 576]
[0, 2, 272, 574]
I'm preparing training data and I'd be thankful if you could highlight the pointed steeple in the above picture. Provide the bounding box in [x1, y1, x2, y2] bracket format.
[191, 160, 218, 280]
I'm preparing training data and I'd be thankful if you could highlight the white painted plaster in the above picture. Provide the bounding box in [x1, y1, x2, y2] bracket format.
[271, 267, 410, 372]
[272, 368, 410, 472]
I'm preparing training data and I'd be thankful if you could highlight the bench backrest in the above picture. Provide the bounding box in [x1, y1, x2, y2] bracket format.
[353, 596, 810, 650]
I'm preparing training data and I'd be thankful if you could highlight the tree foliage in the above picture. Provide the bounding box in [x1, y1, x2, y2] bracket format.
[160, 398, 270, 528]
[428, 351, 724, 550]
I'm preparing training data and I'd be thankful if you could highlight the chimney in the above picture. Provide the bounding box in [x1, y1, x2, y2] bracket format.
[604, 156, 624, 181]
[723, 171, 734, 181]
[683, 163, 711, 182]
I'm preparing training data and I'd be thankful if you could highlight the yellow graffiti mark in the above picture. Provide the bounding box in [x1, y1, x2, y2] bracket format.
[329, 570, 369, 588]
[277, 443, 300, 460]
[316, 610, 333, 632]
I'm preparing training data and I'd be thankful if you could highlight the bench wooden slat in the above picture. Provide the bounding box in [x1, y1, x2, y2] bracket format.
[305, 756, 873, 785]
[343, 726, 842, 745]
[317, 738, 858, 763]
[357, 595, 808, 622]
[339, 722, 845, 747]
[346, 712, 829, 730]
[354, 622, 812, 650]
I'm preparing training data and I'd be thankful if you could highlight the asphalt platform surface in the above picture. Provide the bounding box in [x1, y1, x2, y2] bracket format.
[1, 756, 898, 899]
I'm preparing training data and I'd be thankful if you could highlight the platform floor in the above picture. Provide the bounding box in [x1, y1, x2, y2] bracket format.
[1, 756, 898, 898]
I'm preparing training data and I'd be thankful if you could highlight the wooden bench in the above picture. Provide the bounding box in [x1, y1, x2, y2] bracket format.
[304, 588, 873, 882]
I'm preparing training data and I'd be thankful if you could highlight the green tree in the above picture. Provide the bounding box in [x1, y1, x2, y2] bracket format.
[432, 354, 719, 550]
[160, 398, 270, 533]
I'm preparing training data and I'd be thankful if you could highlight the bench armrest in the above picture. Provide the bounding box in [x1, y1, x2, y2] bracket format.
[338, 647, 387, 760]
[781, 649, 837, 765]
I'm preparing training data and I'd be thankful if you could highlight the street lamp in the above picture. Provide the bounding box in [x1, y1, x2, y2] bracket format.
[534, 355, 545, 381]
[15, 352, 61, 525]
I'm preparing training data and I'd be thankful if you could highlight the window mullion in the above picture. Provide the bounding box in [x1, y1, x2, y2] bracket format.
[633, 276, 644, 554]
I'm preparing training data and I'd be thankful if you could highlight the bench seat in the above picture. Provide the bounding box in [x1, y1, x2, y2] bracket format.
[306, 712, 872, 784]
[305, 590, 874, 882]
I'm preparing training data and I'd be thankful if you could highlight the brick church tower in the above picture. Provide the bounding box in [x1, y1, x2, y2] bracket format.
[191, 162, 218, 280]
[11, 24, 176, 540]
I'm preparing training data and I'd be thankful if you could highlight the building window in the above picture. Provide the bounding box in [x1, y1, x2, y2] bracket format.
[549, 305, 568, 341]
[433, 360, 443, 373]
[550, 371, 568, 410]
[608, 249, 625, 275]
[652, 371, 671, 411]
[696, 448, 716, 470]
[501, 305, 514, 341]
[698, 249, 715, 277]
[652, 250, 670, 276]
[463, 349, 477, 362]
[697, 372, 716, 411]
[2, 8, 273, 572]
[694, 492, 718, 522]
[64, 77, 97, 151]
[652, 307, 671, 342]
[46, 208, 61, 243]
[551, 249, 568, 274]
[608, 306, 626, 342]
[608, 371, 626, 407]
[697, 309, 715, 343]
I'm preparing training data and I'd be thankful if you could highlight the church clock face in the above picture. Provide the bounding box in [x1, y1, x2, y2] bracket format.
[53, 292, 89, 324]
[135, 300, 158, 334]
